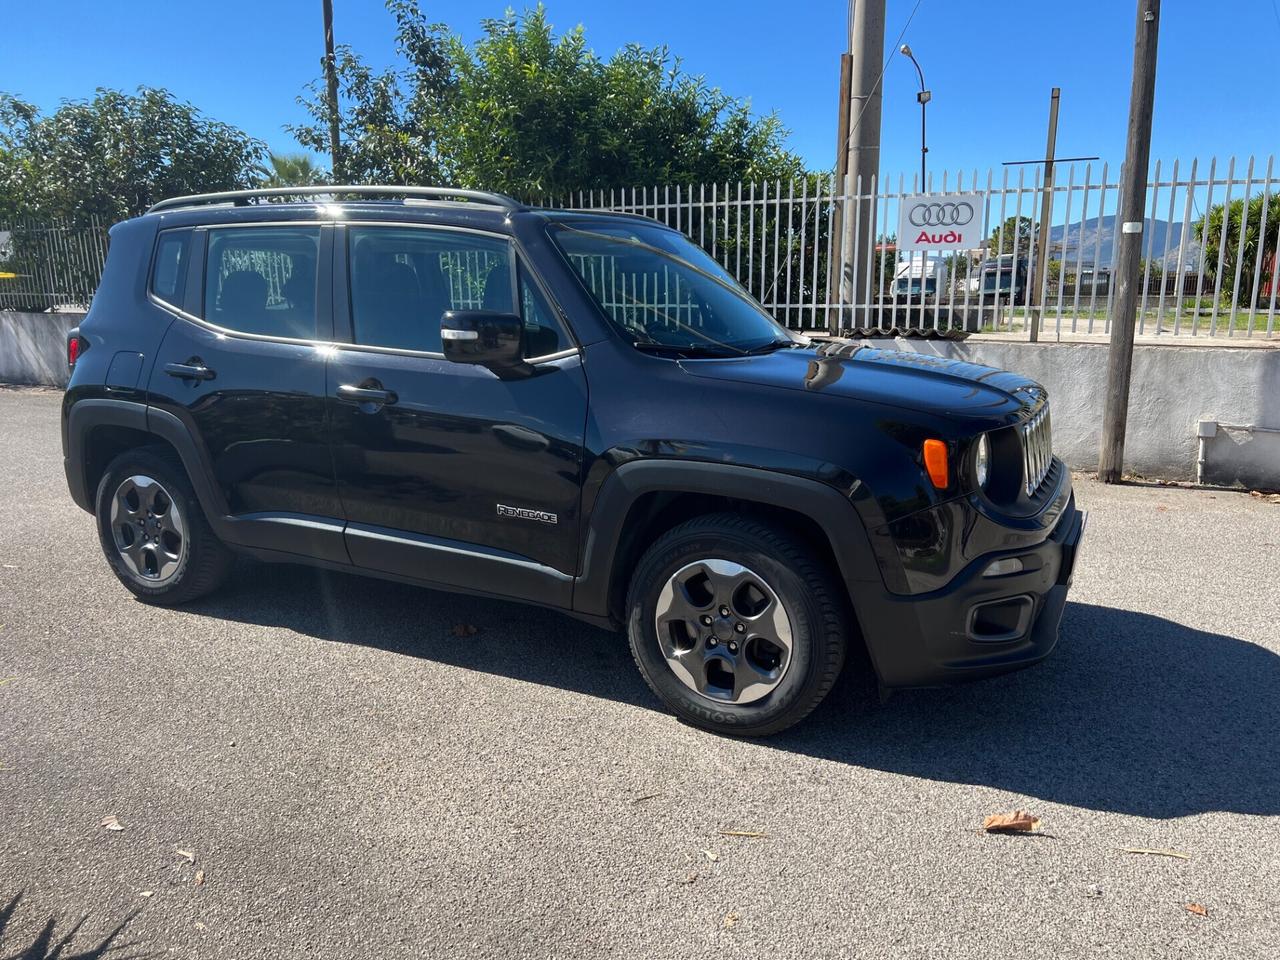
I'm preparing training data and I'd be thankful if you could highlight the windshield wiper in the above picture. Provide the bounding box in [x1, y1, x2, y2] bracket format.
[743, 339, 802, 355]
[632, 341, 738, 358]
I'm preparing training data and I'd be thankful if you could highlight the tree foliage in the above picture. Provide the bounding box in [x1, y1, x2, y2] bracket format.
[290, 2, 803, 196]
[0, 87, 265, 222]
[986, 215, 1037, 256]
[1193, 194, 1280, 306]
[261, 152, 329, 187]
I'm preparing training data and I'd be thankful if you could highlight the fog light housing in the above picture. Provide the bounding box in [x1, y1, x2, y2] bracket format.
[983, 557, 1024, 577]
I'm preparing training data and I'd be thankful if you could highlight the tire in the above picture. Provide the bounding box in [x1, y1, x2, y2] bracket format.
[626, 513, 848, 736]
[95, 445, 233, 605]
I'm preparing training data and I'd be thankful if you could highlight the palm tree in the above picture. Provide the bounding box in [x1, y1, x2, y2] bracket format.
[260, 152, 329, 187]
[1192, 194, 1280, 306]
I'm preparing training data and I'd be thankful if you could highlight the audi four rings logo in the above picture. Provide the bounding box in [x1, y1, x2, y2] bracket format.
[907, 201, 975, 227]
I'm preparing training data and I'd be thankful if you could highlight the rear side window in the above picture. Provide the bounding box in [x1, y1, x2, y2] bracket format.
[348, 226, 512, 353]
[150, 230, 191, 308]
[204, 226, 322, 339]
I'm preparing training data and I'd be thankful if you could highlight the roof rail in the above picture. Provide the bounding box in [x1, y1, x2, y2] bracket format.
[145, 185, 522, 215]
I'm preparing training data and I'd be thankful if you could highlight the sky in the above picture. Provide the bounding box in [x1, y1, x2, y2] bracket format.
[3, 0, 1280, 184]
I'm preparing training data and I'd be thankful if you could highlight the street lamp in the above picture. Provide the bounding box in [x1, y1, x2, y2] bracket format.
[900, 44, 930, 191]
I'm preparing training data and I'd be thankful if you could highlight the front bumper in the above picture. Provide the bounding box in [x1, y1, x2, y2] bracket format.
[855, 494, 1085, 688]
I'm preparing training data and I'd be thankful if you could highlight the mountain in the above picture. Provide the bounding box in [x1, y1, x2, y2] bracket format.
[1048, 215, 1199, 270]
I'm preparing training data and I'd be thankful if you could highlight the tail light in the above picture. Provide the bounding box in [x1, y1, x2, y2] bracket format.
[67, 329, 85, 370]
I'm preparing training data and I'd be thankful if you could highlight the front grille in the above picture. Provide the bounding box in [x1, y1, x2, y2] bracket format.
[1022, 404, 1053, 496]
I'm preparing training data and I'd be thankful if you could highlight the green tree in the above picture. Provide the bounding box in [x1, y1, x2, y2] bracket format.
[1193, 194, 1280, 306]
[260, 152, 329, 187]
[291, 2, 803, 195]
[0, 87, 265, 222]
[986, 215, 1037, 256]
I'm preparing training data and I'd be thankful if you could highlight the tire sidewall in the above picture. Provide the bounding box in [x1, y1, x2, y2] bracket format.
[95, 451, 200, 601]
[627, 526, 831, 734]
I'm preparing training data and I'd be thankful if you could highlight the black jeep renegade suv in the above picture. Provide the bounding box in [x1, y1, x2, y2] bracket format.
[62, 186, 1084, 736]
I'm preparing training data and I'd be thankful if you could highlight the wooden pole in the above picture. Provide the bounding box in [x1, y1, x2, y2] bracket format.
[1028, 87, 1060, 343]
[1099, 0, 1161, 482]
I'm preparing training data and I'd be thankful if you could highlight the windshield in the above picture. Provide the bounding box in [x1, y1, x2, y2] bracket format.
[549, 220, 790, 354]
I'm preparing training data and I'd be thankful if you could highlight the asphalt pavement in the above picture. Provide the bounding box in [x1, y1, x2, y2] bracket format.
[1, 385, 1277, 959]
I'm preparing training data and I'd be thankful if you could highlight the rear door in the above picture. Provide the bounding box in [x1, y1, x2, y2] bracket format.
[147, 221, 346, 561]
[326, 222, 588, 606]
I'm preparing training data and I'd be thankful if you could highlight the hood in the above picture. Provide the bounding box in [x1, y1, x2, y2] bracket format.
[679, 341, 1043, 426]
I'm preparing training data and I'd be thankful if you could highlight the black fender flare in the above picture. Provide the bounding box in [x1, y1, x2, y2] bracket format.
[571, 459, 885, 620]
[63, 398, 231, 533]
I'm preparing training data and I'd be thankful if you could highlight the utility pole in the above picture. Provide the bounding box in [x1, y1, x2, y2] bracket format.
[830, 0, 885, 332]
[1028, 87, 1061, 343]
[322, 0, 342, 182]
[826, 49, 854, 315]
[1099, 0, 1160, 482]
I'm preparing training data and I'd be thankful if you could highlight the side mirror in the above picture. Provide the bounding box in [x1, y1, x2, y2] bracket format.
[441, 310, 528, 376]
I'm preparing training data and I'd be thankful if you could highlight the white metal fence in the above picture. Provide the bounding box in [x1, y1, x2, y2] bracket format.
[540, 155, 1280, 339]
[0, 217, 109, 311]
[6, 158, 1278, 340]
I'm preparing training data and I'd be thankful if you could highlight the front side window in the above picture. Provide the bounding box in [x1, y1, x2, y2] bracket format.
[204, 226, 321, 339]
[348, 227, 514, 353]
[549, 221, 788, 355]
[151, 229, 191, 307]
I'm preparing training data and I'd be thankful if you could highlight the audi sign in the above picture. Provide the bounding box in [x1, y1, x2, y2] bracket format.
[897, 193, 984, 252]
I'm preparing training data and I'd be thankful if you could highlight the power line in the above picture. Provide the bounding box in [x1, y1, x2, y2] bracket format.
[846, 0, 926, 150]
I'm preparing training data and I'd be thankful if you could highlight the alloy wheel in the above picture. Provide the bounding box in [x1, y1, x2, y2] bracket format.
[653, 559, 794, 704]
[109, 475, 187, 584]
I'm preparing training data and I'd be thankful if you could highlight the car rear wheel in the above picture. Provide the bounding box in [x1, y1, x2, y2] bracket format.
[95, 447, 232, 604]
[626, 513, 848, 736]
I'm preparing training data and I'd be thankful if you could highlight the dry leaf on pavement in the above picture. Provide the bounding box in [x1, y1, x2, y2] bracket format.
[723, 912, 739, 929]
[1185, 903, 1209, 917]
[176, 848, 196, 864]
[982, 810, 1041, 833]
[100, 815, 124, 832]
[194, 869, 205, 886]
[702, 849, 720, 862]
[139, 891, 154, 898]
[1121, 847, 1190, 860]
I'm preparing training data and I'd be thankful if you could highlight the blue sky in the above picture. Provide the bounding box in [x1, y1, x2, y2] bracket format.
[3, 0, 1279, 182]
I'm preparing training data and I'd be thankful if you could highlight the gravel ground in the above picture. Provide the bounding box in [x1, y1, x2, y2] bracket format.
[0, 385, 1277, 959]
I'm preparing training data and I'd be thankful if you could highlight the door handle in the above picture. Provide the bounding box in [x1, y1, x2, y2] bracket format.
[164, 361, 216, 381]
[336, 384, 398, 406]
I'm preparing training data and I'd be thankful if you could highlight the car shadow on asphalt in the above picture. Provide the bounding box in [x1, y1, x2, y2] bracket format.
[186, 562, 1280, 820]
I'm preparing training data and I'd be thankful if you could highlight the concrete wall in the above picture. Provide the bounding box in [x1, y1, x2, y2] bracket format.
[870, 337, 1280, 488]
[0, 312, 84, 388]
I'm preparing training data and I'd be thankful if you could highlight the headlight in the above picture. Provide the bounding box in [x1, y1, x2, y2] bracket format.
[975, 433, 990, 488]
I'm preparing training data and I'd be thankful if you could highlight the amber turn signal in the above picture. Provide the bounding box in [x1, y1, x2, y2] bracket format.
[922, 439, 949, 489]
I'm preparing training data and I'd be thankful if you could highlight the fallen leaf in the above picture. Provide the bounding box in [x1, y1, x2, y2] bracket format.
[451, 623, 479, 637]
[718, 830, 769, 839]
[701, 849, 720, 862]
[1185, 903, 1208, 917]
[194, 921, 207, 931]
[101, 815, 124, 832]
[176, 848, 196, 864]
[1121, 847, 1191, 860]
[676, 871, 698, 886]
[722, 912, 739, 929]
[194, 869, 205, 886]
[982, 810, 1041, 833]
[139, 891, 154, 899]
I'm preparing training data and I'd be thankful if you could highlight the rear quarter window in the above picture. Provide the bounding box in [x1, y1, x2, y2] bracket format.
[150, 229, 191, 308]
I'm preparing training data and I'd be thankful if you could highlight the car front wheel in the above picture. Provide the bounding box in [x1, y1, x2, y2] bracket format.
[626, 513, 849, 736]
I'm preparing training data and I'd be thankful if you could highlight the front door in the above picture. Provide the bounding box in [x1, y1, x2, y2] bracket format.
[327, 223, 587, 606]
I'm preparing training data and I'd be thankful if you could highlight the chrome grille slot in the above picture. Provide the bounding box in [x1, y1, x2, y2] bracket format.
[1022, 404, 1053, 496]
